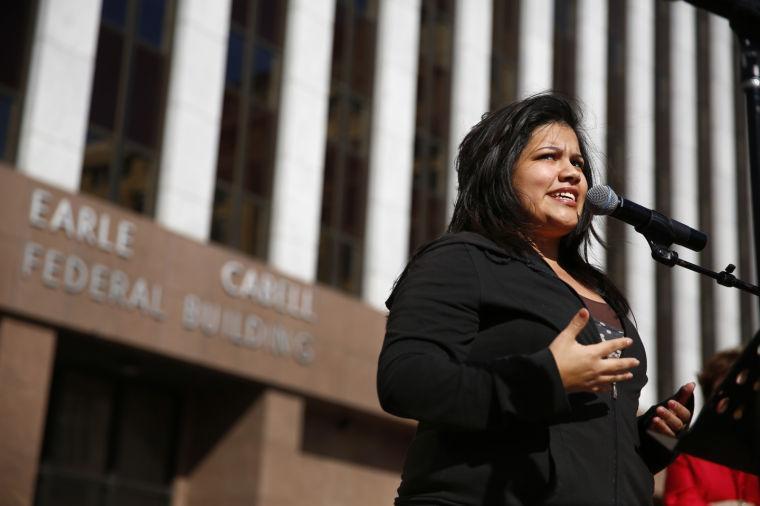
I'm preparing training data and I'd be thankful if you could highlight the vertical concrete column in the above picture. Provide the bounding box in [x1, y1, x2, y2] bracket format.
[156, 0, 232, 241]
[253, 390, 305, 506]
[362, 0, 422, 310]
[268, 0, 336, 282]
[446, 0, 493, 217]
[624, 0, 657, 408]
[16, 0, 102, 191]
[576, 0, 608, 269]
[670, 2, 701, 407]
[709, 15, 741, 350]
[0, 318, 57, 506]
[517, 0, 554, 97]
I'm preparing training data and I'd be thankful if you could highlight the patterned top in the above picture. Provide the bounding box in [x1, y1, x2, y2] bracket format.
[594, 318, 624, 359]
[581, 296, 625, 398]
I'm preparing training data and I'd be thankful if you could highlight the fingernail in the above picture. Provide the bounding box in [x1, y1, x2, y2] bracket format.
[668, 400, 677, 408]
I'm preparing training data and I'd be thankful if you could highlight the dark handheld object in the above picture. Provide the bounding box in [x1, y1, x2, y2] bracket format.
[675, 328, 760, 475]
[586, 185, 707, 252]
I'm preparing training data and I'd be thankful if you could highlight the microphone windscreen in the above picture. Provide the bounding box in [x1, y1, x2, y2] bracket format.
[586, 185, 620, 215]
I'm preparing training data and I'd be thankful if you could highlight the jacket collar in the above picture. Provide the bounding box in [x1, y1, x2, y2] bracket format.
[386, 231, 552, 309]
[419, 231, 555, 275]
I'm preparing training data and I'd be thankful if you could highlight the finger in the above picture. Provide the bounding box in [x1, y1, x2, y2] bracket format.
[594, 337, 633, 358]
[665, 399, 691, 423]
[597, 357, 640, 374]
[656, 406, 685, 432]
[596, 372, 634, 384]
[558, 308, 590, 341]
[674, 382, 696, 405]
[649, 416, 676, 437]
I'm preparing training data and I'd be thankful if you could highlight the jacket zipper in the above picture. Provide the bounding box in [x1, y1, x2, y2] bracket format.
[612, 392, 619, 506]
[548, 272, 621, 505]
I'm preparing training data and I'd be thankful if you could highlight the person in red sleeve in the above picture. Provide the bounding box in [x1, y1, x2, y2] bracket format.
[663, 349, 760, 506]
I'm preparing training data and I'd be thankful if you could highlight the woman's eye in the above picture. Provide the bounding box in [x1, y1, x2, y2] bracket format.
[572, 160, 585, 168]
[541, 153, 556, 160]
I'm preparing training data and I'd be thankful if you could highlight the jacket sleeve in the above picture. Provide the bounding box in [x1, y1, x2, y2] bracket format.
[377, 243, 570, 431]
[637, 388, 695, 473]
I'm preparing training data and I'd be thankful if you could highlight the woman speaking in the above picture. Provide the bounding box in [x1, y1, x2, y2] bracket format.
[377, 93, 694, 505]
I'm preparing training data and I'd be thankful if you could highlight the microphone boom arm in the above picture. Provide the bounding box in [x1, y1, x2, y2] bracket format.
[647, 240, 760, 297]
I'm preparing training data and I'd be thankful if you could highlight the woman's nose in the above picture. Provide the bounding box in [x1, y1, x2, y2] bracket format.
[559, 163, 582, 183]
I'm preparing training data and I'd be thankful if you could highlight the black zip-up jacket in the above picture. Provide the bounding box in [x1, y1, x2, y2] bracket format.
[378, 232, 674, 505]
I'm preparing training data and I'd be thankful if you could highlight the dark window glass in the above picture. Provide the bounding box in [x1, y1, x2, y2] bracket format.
[113, 385, 175, 483]
[552, 0, 577, 96]
[81, 0, 174, 216]
[251, 44, 280, 107]
[244, 106, 275, 195]
[317, 0, 378, 294]
[0, 94, 12, 159]
[89, 27, 123, 131]
[80, 130, 113, 201]
[231, 0, 249, 28]
[103, 0, 128, 28]
[43, 372, 114, 473]
[115, 149, 153, 212]
[226, 32, 245, 87]
[490, 0, 520, 110]
[320, 144, 339, 230]
[408, 0, 454, 253]
[216, 93, 240, 184]
[210, 184, 235, 244]
[35, 369, 176, 506]
[240, 192, 267, 256]
[210, 0, 287, 259]
[127, 46, 163, 148]
[256, 0, 285, 45]
[137, 0, 167, 47]
[0, 1, 36, 162]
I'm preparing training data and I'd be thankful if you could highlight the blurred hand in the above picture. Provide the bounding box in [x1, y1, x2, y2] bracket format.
[549, 308, 639, 393]
[648, 382, 695, 437]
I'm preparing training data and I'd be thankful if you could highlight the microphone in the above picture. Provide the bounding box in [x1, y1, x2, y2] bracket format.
[586, 185, 707, 252]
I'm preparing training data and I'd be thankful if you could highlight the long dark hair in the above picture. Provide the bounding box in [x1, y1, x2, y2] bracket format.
[448, 92, 630, 316]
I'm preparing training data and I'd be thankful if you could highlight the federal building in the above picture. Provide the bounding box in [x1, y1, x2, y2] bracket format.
[0, 0, 755, 505]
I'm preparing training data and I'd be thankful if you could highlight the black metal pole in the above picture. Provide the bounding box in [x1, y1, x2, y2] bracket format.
[731, 18, 760, 314]
[676, 0, 760, 313]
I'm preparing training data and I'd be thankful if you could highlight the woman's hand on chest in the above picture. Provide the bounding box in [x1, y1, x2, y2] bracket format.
[549, 308, 641, 393]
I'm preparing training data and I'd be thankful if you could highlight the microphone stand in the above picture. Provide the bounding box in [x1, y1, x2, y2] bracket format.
[634, 214, 760, 296]
[648, 241, 760, 297]
[641, 222, 760, 476]
[675, 0, 760, 311]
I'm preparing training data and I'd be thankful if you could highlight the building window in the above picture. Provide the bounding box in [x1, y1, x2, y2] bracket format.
[36, 368, 178, 506]
[408, 0, 455, 254]
[316, 0, 378, 294]
[210, 0, 287, 259]
[490, 0, 519, 110]
[552, 0, 577, 97]
[0, 1, 36, 163]
[80, 0, 175, 216]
